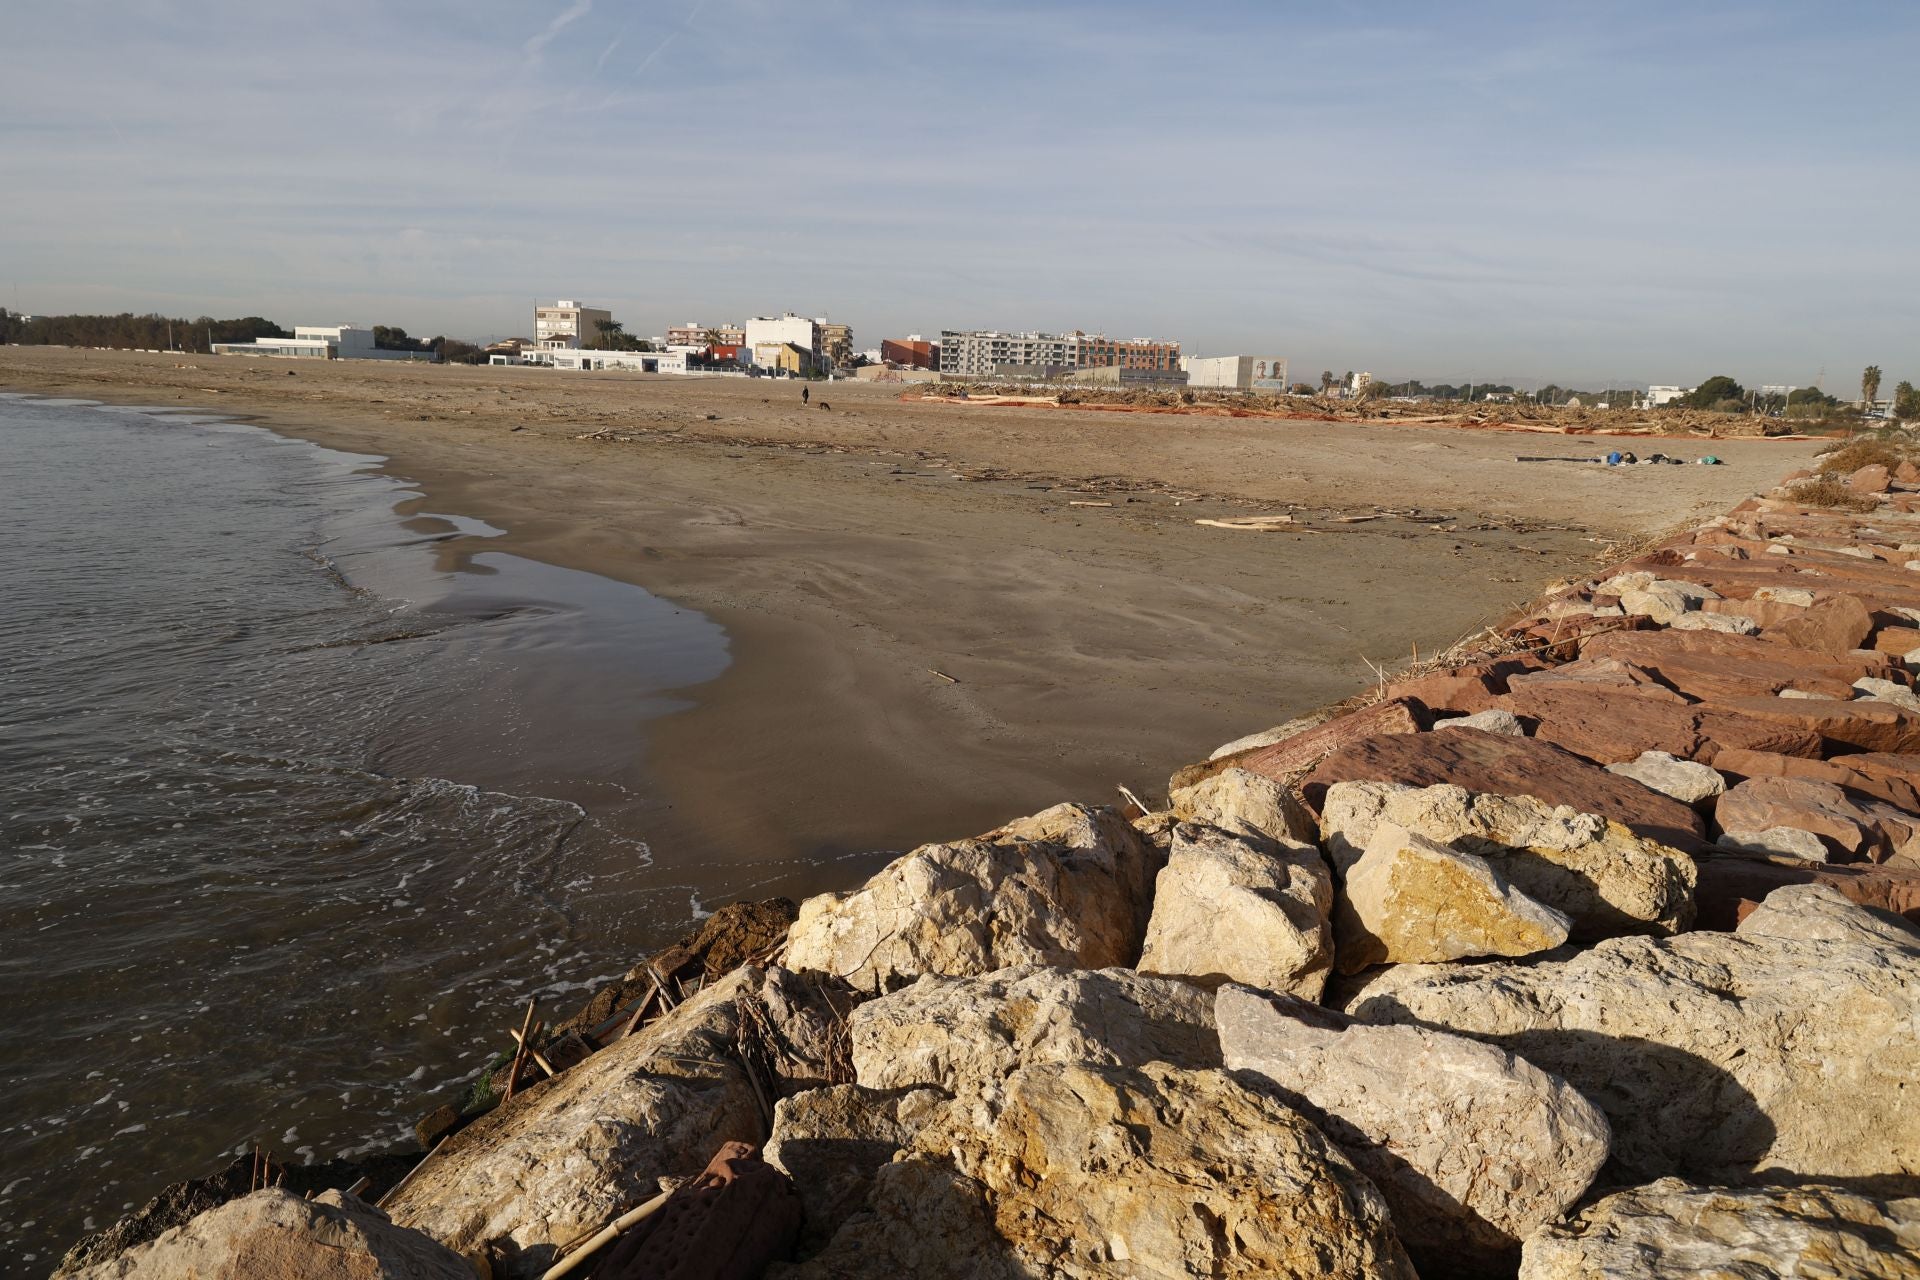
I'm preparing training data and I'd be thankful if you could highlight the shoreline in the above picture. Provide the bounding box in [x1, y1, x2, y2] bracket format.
[0, 349, 1823, 896]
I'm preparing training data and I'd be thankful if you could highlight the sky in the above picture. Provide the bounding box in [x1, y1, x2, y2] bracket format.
[2, 0, 1916, 388]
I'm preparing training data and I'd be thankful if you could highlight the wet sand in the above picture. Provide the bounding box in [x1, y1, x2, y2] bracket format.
[0, 347, 1822, 893]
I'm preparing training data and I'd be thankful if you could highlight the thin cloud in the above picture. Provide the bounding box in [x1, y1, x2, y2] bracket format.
[524, 0, 592, 61]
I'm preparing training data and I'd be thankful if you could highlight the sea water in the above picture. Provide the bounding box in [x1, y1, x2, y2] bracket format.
[0, 394, 730, 1271]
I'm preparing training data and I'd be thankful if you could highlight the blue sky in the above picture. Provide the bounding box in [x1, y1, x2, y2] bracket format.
[3, 0, 1915, 387]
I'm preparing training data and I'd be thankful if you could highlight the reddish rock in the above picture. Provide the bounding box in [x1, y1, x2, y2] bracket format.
[1173, 696, 1427, 791]
[1709, 694, 1920, 754]
[1847, 464, 1892, 493]
[1582, 629, 1900, 688]
[1826, 752, 1920, 796]
[1506, 658, 1691, 701]
[1499, 684, 1823, 766]
[1710, 748, 1920, 812]
[1300, 727, 1707, 852]
[1712, 775, 1920, 863]
[1898, 460, 1920, 484]
[1693, 855, 1920, 929]
[1699, 597, 1806, 630]
[1761, 593, 1875, 652]
[1872, 625, 1920, 656]
[1381, 654, 1547, 715]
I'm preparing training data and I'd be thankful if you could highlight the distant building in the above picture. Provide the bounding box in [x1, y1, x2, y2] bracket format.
[517, 348, 689, 374]
[211, 325, 424, 361]
[1352, 371, 1373, 393]
[1183, 355, 1289, 391]
[666, 321, 746, 348]
[753, 341, 822, 377]
[534, 300, 614, 350]
[881, 337, 940, 370]
[745, 313, 821, 366]
[1072, 333, 1180, 373]
[817, 321, 854, 368]
[1647, 385, 1691, 406]
[938, 328, 1182, 380]
[1067, 365, 1188, 388]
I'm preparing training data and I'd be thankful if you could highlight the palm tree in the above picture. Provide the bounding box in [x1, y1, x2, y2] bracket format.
[1320, 369, 1334, 394]
[592, 319, 625, 350]
[1863, 365, 1883, 412]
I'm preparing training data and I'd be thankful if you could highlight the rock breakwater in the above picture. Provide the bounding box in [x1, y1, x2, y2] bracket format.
[58, 450, 1920, 1278]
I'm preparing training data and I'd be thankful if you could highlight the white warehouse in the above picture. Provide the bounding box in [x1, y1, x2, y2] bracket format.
[211, 325, 426, 360]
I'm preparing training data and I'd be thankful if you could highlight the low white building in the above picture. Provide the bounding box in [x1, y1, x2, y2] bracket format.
[520, 348, 689, 374]
[211, 325, 424, 360]
[1647, 385, 1692, 406]
[1182, 355, 1290, 391]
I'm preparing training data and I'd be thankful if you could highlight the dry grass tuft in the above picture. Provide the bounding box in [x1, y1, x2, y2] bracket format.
[1789, 478, 1879, 512]
[1815, 439, 1905, 475]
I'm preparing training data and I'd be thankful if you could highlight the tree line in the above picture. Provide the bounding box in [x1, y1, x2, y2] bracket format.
[0, 309, 288, 352]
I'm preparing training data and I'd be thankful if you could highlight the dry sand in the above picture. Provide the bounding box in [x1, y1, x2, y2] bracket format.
[0, 347, 1823, 896]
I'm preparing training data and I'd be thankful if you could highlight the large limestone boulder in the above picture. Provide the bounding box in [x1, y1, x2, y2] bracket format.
[1321, 780, 1697, 938]
[1217, 986, 1609, 1278]
[764, 1084, 950, 1256]
[1138, 822, 1333, 998]
[1334, 822, 1572, 972]
[1168, 765, 1315, 842]
[784, 803, 1151, 992]
[63, 1188, 472, 1280]
[1519, 1179, 1920, 1280]
[1346, 885, 1920, 1185]
[384, 969, 764, 1276]
[786, 1062, 1417, 1280]
[849, 965, 1217, 1099]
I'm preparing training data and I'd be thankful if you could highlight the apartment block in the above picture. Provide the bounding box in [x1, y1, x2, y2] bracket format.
[938, 330, 1075, 378]
[665, 321, 747, 348]
[1071, 332, 1181, 371]
[817, 321, 854, 367]
[534, 300, 614, 350]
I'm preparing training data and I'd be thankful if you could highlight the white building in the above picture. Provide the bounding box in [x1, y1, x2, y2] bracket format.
[938, 330, 1075, 378]
[1182, 355, 1290, 391]
[517, 348, 689, 374]
[210, 325, 424, 360]
[1647, 385, 1692, 406]
[533, 300, 614, 350]
[744, 313, 821, 365]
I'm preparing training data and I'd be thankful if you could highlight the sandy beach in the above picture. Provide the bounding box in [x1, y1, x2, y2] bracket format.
[0, 347, 1822, 892]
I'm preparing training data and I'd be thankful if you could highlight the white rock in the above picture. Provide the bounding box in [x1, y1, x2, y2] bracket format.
[784, 803, 1152, 992]
[1670, 611, 1756, 633]
[1208, 714, 1324, 760]
[785, 1063, 1418, 1280]
[1754, 586, 1816, 606]
[1619, 584, 1695, 624]
[1715, 826, 1830, 861]
[848, 965, 1218, 1100]
[1334, 822, 1572, 973]
[1779, 687, 1830, 699]
[1518, 1179, 1920, 1280]
[1168, 765, 1314, 843]
[60, 1189, 473, 1280]
[1138, 823, 1333, 998]
[1218, 985, 1610, 1276]
[1605, 750, 1727, 805]
[1319, 781, 1696, 939]
[1431, 708, 1526, 736]
[1345, 885, 1920, 1185]
[1857, 676, 1920, 712]
[384, 970, 765, 1272]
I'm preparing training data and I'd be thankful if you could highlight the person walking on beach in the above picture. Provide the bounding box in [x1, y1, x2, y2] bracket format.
[801, 386, 809, 405]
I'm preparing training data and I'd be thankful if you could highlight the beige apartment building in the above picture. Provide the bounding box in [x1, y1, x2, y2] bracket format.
[533, 300, 613, 350]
